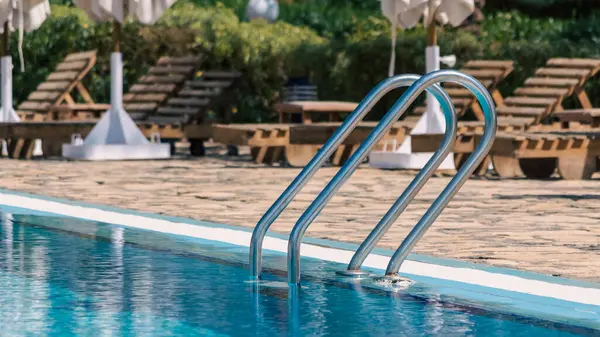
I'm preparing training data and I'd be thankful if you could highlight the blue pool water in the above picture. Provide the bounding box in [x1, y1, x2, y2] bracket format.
[0, 211, 595, 336]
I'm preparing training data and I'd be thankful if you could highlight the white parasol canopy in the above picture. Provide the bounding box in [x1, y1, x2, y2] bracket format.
[369, 0, 475, 171]
[73, 0, 176, 24]
[63, 0, 175, 160]
[0, 0, 50, 137]
[381, 0, 474, 76]
[0, 0, 51, 34]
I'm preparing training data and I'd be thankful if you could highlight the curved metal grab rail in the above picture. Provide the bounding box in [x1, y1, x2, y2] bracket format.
[384, 71, 497, 277]
[249, 74, 455, 280]
[288, 70, 497, 284]
[344, 71, 497, 275]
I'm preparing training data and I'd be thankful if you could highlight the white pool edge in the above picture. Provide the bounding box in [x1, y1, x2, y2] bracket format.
[1, 191, 599, 307]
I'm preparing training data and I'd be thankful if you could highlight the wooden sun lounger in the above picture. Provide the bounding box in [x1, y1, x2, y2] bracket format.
[0, 121, 213, 159]
[123, 56, 202, 121]
[47, 55, 203, 121]
[122, 57, 241, 156]
[414, 128, 600, 180]
[16, 51, 105, 121]
[495, 58, 600, 123]
[288, 122, 413, 166]
[274, 101, 359, 124]
[410, 60, 514, 120]
[411, 58, 600, 177]
[150, 70, 242, 124]
[212, 122, 412, 167]
[148, 70, 242, 156]
[2, 51, 108, 159]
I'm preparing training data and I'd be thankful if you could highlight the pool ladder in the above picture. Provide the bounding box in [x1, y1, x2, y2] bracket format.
[249, 70, 497, 285]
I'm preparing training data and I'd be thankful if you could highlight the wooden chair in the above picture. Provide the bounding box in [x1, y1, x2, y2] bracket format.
[5, 56, 239, 159]
[274, 101, 358, 124]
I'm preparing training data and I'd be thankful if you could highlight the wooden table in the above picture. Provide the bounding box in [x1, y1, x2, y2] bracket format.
[274, 101, 358, 124]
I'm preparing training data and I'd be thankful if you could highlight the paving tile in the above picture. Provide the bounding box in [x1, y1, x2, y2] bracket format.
[0, 155, 599, 282]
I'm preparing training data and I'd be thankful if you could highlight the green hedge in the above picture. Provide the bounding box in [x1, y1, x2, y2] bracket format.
[5, 3, 600, 123]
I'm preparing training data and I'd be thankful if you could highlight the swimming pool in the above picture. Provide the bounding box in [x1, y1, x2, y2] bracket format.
[0, 192, 599, 336]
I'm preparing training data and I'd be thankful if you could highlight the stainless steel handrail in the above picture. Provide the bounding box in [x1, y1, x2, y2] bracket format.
[249, 74, 455, 280]
[287, 70, 496, 284]
[343, 70, 497, 277]
[383, 71, 497, 277]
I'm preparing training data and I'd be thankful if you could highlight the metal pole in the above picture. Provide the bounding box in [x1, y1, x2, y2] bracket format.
[249, 75, 449, 280]
[1, 23, 9, 57]
[1, 24, 12, 123]
[287, 77, 457, 285]
[112, 21, 121, 53]
[384, 70, 497, 276]
[111, 21, 123, 112]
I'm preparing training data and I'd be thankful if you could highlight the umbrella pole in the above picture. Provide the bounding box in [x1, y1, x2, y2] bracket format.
[426, 22, 437, 47]
[110, 20, 123, 112]
[424, 23, 444, 135]
[112, 21, 121, 53]
[1, 23, 13, 122]
[1, 23, 8, 57]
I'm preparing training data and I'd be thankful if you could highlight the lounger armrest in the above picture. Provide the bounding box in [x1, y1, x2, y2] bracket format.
[49, 104, 111, 112]
[554, 109, 600, 124]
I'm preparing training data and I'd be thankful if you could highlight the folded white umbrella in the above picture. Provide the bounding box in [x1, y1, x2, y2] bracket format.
[73, 0, 176, 24]
[0, 0, 51, 126]
[0, 0, 51, 34]
[63, 0, 176, 160]
[381, 0, 474, 76]
[369, 0, 474, 171]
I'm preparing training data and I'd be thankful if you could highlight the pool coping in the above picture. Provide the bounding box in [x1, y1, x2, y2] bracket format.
[0, 188, 599, 327]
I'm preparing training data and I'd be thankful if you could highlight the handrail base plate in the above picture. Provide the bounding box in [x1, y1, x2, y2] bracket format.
[335, 269, 373, 279]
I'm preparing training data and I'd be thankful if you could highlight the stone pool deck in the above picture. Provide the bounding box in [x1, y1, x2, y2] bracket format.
[1, 150, 599, 282]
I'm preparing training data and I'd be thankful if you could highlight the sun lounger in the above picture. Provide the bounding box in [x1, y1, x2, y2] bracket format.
[0, 121, 212, 159]
[495, 58, 600, 123]
[414, 127, 600, 180]
[16, 51, 107, 121]
[122, 56, 201, 121]
[143, 70, 242, 156]
[212, 122, 412, 167]
[2, 51, 108, 159]
[411, 58, 600, 178]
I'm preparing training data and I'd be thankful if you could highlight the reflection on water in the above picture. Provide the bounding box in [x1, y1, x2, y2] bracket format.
[0, 213, 587, 337]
